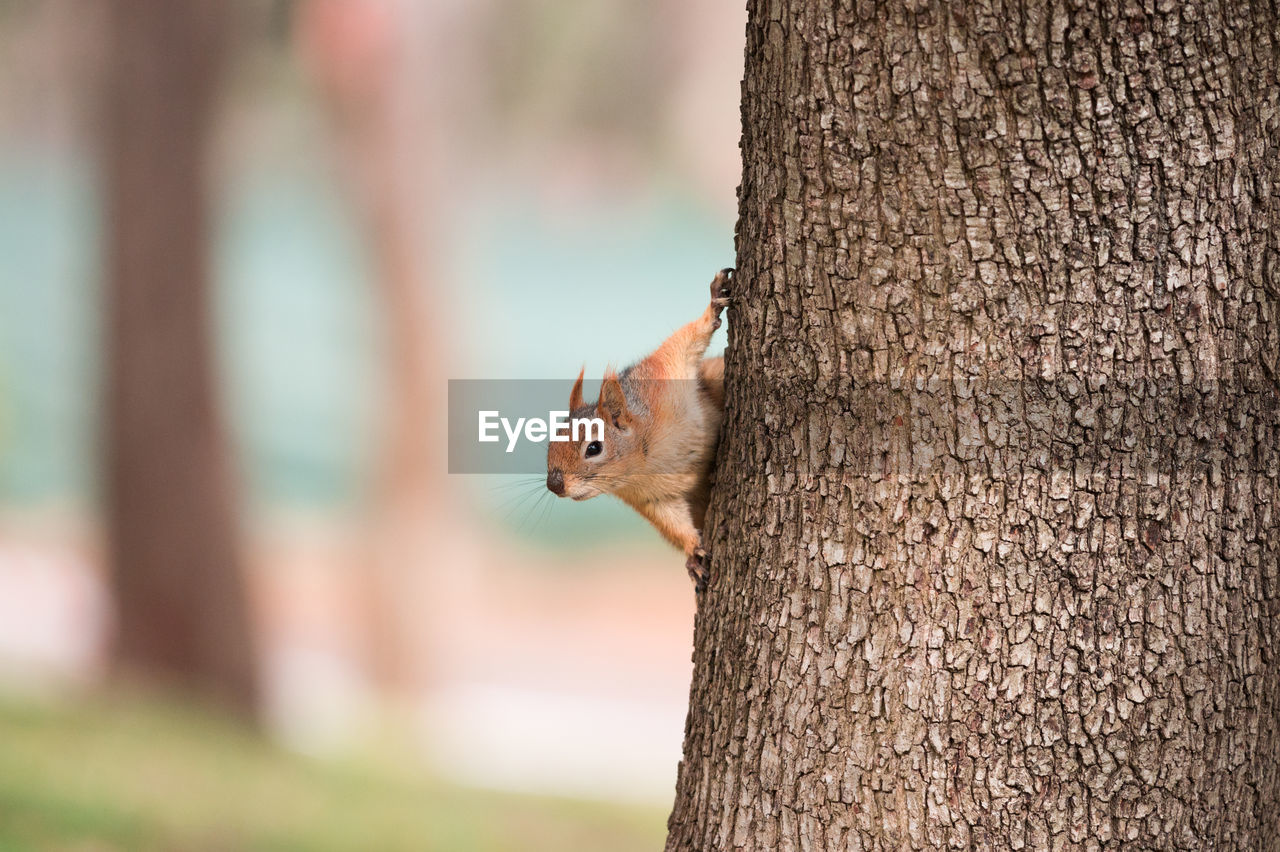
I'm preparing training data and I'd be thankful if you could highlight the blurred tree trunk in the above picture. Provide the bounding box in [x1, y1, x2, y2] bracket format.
[297, 0, 459, 702]
[102, 0, 258, 714]
[667, 1, 1278, 849]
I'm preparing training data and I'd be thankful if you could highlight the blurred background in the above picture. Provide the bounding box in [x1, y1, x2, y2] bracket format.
[0, 0, 743, 848]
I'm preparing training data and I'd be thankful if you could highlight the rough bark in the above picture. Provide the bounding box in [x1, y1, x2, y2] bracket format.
[102, 0, 258, 714]
[668, 0, 1278, 849]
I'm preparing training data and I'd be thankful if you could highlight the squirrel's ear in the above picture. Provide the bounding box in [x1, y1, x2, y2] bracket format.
[597, 374, 630, 429]
[569, 367, 585, 411]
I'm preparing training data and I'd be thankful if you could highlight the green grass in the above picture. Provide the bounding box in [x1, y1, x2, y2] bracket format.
[0, 693, 667, 852]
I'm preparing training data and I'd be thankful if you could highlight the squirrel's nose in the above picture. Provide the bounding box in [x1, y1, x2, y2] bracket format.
[547, 469, 565, 496]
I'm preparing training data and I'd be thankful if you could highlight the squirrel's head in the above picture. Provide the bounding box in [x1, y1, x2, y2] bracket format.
[546, 368, 641, 501]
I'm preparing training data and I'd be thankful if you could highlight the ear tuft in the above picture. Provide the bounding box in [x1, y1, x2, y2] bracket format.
[597, 372, 630, 429]
[569, 367, 585, 411]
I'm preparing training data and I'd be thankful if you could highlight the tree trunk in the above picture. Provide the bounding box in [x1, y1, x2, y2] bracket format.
[297, 0, 458, 703]
[102, 0, 258, 714]
[667, 1, 1278, 849]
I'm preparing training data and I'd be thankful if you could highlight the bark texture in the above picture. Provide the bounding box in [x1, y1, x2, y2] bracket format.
[667, 0, 1279, 849]
[103, 0, 258, 713]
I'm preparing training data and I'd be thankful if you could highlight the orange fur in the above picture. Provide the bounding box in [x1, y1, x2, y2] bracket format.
[545, 269, 733, 589]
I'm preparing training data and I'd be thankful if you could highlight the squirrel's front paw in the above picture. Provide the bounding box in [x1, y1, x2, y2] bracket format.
[685, 546, 710, 594]
[710, 268, 733, 329]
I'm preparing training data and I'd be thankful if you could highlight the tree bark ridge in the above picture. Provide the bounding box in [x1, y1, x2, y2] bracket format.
[667, 0, 1279, 848]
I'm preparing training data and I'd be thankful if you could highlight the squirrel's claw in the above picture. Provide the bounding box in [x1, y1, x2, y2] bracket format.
[686, 547, 710, 594]
[710, 268, 733, 329]
[711, 268, 733, 305]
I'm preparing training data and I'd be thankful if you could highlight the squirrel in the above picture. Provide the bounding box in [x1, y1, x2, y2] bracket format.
[545, 268, 732, 592]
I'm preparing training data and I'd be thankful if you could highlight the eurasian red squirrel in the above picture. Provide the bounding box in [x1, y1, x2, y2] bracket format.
[545, 268, 732, 591]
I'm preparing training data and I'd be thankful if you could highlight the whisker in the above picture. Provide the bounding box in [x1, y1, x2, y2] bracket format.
[492, 481, 550, 511]
[537, 490, 558, 528]
[487, 475, 546, 492]
[497, 484, 548, 524]
[515, 490, 552, 535]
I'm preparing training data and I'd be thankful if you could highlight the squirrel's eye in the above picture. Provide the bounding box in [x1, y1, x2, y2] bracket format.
[585, 441, 603, 458]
